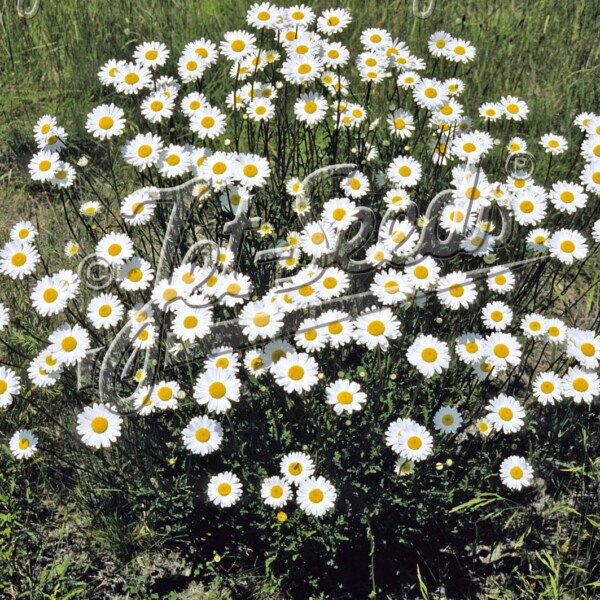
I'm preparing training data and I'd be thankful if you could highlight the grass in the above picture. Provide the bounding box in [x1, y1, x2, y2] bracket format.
[0, 0, 599, 598]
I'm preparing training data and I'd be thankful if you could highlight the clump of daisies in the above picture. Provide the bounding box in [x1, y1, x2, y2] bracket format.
[3, 4, 600, 528]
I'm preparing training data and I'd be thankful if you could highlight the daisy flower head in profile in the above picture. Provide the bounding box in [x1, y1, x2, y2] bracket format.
[9, 430, 39, 460]
[500, 456, 534, 491]
[208, 472, 243, 508]
[297, 476, 337, 517]
[0, 302, 9, 331]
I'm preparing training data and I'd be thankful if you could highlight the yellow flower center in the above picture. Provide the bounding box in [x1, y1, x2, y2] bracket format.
[137, 145, 153, 158]
[337, 391, 353, 405]
[510, 466, 523, 479]
[407, 436, 422, 450]
[98, 304, 112, 317]
[91, 416, 109, 433]
[421, 348, 438, 363]
[98, 116, 114, 130]
[61, 336, 77, 352]
[309, 489, 324, 503]
[253, 311, 270, 327]
[449, 284, 464, 298]
[367, 320, 385, 336]
[43, 288, 58, 303]
[540, 381, 554, 394]
[441, 414, 454, 426]
[498, 407, 513, 421]
[195, 428, 210, 442]
[124, 72, 140, 85]
[218, 482, 232, 496]
[328, 322, 343, 335]
[243, 164, 258, 178]
[560, 191, 575, 203]
[494, 344, 509, 358]
[201, 116, 215, 129]
[560, 240, 575, 253]
[288, 365, 305, 381]
[581, 342, 595, 357]
[465, 341, 478, 354]
[183, 316, 198, 329]
[209, 382, 226, 398]
[127, 268, 143, 282]
[288, 462, 302, 475]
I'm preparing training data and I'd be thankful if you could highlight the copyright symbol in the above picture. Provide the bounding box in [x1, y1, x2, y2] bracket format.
[78, 254, 115, 291]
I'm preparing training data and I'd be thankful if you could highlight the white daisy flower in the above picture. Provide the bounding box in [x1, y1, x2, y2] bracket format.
[182, 415, 223, 455]
[406, 335, 450, 378]
[325, 379, 367, 414]
[9, 430, 38, 460]
[500, 456, 534, 490]
[280, 451, 315, 484]
[76, 403, 122, 448]
[272, 352, 319, 393]
[194, 368, 241, 413]
[207, 472, 243, 508]
[433, 406, 462, 434]
[296, 476, 337, 517]
[486, 395, 525, 434]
